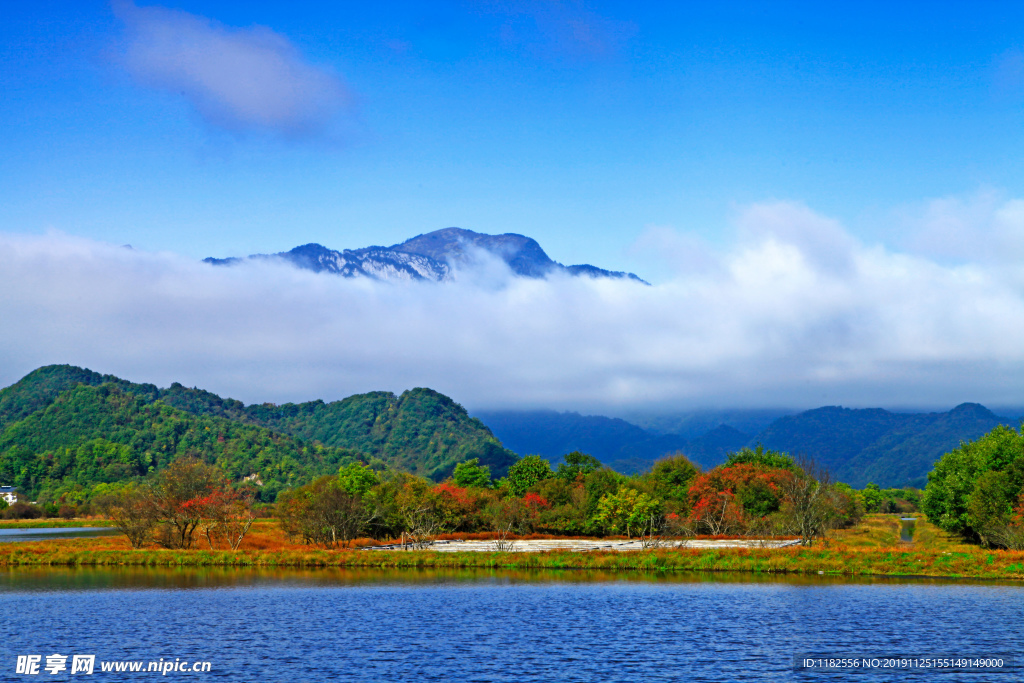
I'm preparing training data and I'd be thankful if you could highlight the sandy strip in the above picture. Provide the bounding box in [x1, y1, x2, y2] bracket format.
[365, 538, 803, 552]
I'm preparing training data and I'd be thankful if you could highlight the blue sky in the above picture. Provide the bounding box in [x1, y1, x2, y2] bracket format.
[6, 1, 1024, 269]
[6, 1, 1024, 411]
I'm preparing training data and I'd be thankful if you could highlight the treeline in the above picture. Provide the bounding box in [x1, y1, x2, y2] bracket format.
[924, 424, 1024, 549]
[274, 447, 865, 547]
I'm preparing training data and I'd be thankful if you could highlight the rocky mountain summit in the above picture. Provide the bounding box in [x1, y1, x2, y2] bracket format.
[205, 227, 647, 283]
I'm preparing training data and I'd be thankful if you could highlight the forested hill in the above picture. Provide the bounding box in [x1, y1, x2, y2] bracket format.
[0, 365, 158, 431]
[754, 403, 1013, 488]
[0, 365, 517, 499]
[0, 383, 359, 501]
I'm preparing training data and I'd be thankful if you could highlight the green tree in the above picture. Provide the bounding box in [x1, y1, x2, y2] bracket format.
[338, 461, 380, 496]
[555, 452, 602, 481]
[643, 453, 699, 504]
[862, 483, 883, 512]
[966, 470, 1018, 545]
[453, 458, 492, 488]
[505, 455, 553, 497]
[592, 488, 662, 538]
[923, 425, 1024, 537]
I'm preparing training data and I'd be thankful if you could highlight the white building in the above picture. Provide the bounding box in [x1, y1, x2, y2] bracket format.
[0, 487, 17, 505]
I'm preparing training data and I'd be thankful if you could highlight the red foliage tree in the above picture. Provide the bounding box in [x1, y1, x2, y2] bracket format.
[687, 464, 793, 534]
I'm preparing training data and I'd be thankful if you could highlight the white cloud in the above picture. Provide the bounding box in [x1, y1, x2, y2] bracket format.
[904, 189, 1024, 266]
[3, 203, 1024, 412]
[112, 1, 351, 136]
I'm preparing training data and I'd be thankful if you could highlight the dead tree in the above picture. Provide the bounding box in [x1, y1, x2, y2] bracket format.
[780, 456, 840, 546]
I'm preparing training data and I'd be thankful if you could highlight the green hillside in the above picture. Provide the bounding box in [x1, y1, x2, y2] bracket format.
[0, 365, 518, 501]
[240, 388, 516, 479]
[0, 383, 358, 501]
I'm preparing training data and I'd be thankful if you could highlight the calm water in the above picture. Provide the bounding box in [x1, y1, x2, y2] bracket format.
[0, 527, 119, 543]
[0, 568, 1021, 682]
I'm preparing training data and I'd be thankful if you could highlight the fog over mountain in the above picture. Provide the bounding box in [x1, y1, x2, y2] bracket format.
[5, 200, 1024, 411]
[205, 228, 647, 283]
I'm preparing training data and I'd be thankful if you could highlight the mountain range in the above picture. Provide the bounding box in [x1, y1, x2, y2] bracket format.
[205, 227, 647, 283]
[1, 364, 1016, 502]
[474, 403, 1018, 488]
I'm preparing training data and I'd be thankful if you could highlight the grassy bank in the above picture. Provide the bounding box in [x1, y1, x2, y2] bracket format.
[3, 541, 1024, 580]
[1, 545, 1023, 580]
[2, 514, 1019, 580]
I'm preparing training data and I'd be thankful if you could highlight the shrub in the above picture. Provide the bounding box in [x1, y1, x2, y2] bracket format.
[3, 502, 43, 520]
[726, 445, 796, 471]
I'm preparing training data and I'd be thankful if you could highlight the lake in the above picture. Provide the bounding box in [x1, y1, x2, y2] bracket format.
[1, 568, 1021, 681]
[0, 527, 120, 543]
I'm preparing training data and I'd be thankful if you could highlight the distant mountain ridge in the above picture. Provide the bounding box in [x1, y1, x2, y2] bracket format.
[205, 227, 647, 283]
[472, 410, 690, 474]
[475, 403, 1017, 487]
[754, 403, 1014, 488]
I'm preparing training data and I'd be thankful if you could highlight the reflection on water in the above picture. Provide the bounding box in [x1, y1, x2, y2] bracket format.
[2, 564, 1021, 592]
[0, 567, 1021, 682]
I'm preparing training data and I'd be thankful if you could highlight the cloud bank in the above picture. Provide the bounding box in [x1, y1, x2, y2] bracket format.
[4, 201, 1024, 411]
[112, 1, 350, 136]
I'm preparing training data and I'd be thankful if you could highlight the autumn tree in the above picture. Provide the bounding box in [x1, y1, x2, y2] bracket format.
[99, 484, 158, 549]
[194, 488, 257, 550]
[689, 490, 744, 536]
[152, 457, 226, 549]
[277, 476, 367, 548]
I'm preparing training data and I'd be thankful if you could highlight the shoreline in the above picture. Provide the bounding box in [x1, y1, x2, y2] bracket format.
[2, 545, 1023, 581]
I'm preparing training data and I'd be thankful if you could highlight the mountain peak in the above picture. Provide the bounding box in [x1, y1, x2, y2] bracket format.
[393, 228, 556, 278]
[206, 227, 647, 284]
[946, 402, 999, 420]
